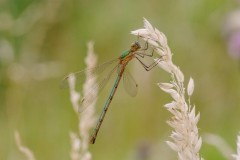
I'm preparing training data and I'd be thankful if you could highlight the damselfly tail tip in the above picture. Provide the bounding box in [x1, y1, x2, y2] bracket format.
[89, 137, 96, 144]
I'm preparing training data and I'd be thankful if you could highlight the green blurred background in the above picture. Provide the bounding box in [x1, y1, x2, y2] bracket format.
[1, 0, 240, 159]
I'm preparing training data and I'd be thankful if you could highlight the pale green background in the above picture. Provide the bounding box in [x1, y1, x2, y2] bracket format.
[0, 0, 240, 160]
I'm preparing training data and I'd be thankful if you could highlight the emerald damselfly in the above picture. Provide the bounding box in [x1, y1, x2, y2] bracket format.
[62, 41, 161, 144]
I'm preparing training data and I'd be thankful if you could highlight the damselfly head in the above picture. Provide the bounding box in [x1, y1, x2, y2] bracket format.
[131, 41, 141, 51]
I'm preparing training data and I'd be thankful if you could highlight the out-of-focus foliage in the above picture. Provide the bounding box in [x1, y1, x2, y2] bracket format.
[0, 0, 240, 160]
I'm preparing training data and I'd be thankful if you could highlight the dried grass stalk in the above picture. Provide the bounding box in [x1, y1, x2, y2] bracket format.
[233, 133, 240, 160]
[68, 41, 98, 160]
[132, 19, 203, 160]
[14, 131, 36, 160]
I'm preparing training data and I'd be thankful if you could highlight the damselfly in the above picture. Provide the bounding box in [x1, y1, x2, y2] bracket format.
[63, 41, 161, 144]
